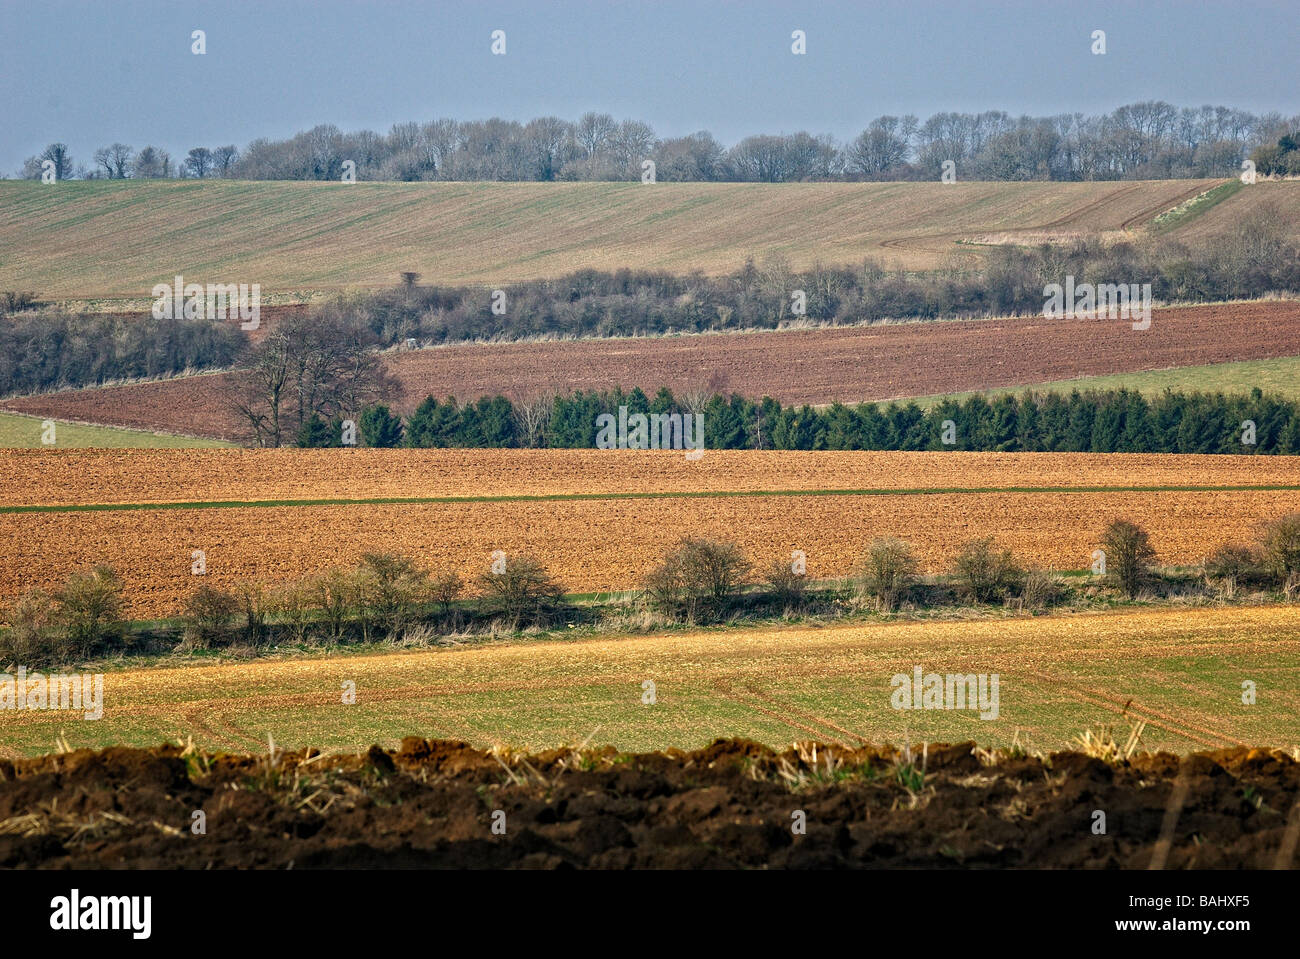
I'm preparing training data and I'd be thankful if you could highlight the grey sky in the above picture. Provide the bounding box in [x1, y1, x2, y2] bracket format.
[2, 0, 1297, 174]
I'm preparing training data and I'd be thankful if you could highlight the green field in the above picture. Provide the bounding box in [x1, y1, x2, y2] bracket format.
[897, 354, 1300, 409]
[5, 606, 1295, 759]
[0, 411, 231, 448]
[2, 177, 1270, 297]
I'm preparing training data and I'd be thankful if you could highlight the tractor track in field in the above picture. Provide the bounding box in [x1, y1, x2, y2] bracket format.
[711, 681, 850, 744]
[1118, 181, 1217, 230]
[737, 683, 873, 746]
[1025, 669, 1244, 750]
[875, 181, 1206, 256]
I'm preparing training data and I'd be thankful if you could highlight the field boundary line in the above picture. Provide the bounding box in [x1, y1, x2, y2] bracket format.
[8, 482, 1300, 516]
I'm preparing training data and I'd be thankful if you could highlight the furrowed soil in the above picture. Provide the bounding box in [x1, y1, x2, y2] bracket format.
[4, 300, 1297, 441]
[3, 448, 1299, 507]
[1, 739, 1296, 868]
[1, 450, 1297, 617]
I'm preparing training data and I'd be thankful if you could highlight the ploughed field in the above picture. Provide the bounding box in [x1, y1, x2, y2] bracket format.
[5, 300, 1298, 441]
[2, 737, 1296, 868]
[1, 449, 1297, 619]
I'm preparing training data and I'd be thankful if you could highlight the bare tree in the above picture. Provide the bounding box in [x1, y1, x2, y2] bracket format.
[846, 116, 916, 177]
[576, 112, 616, 159]
[228, 310, 397, 447]
[26, 143, 75, 180]
[609, 119, 657, 176]
[132, 146, 171, 178]
[93, 143, 134, 179]
[185, 147, 213, 178]
[512, 392, 555, 448]
[212, 145, 239, 176]
[522, 116, 573, 180]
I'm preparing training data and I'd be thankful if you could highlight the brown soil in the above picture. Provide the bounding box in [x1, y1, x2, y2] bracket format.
[4, 301, 1297, 442]
[1, 739, 1295, 869]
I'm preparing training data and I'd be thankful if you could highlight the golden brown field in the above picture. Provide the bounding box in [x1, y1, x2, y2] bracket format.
[4, 448, 1299, 506]
[2, 449, 1296, 618]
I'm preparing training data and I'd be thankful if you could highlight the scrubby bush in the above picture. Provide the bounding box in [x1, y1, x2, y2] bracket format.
[1204, 543, 1265, 589]
[476, 554, 566, 626]
[763, 554, 807, 609]
[1099, 519, 1156, 599]
[951, 538, 1023, 603]
[57, 566, 126, 658]
[305, 569, 354, 639]
[643, 538, 752, 621]
[234, 581, 271, 645]
[181, 584, 239, 649]
[0, 291, 40, 313]
[430, 571, 464, 617]
[1259, 513, 1300, 586]
[0, 589, 63, 665]
[356, 553, 429, 634]
[271, 581, 313, 643]
[857, 538, 918, 612]
[1019, 569, 1061, 611]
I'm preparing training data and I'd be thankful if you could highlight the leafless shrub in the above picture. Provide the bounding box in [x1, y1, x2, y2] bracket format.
[951, 538, 1023, 603]
[643, 537, 752, 621]
[57, 566, 126, 658]
[1019, 569, 1061, 611]
[1259, 513, 1300, 587]
[763, 555, 807, 609]
[181, 584, 239, 650]
[0, 589, 63, 665]
[475, 555, 566, 626]
[1100, 519, 1156, 599]
[856, 538, 918, 613]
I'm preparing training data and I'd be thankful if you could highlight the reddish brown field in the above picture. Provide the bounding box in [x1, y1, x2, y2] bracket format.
[4, 300, 1298, 442]
[2, 450, 1297, 619]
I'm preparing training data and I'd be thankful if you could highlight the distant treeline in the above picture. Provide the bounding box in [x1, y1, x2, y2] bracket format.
[0, 310, 244, 397]
[306, 386, 1300, 455]
[24, 103, 1300, 183]
[341, 215, 1300, 347]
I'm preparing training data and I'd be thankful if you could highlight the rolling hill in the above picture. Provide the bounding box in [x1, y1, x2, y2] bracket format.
[6, 177, 1289, 298]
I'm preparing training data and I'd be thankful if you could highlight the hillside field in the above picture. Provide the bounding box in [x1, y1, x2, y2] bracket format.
[0, 411, 231, 449]
[3, 177, 1277, 297]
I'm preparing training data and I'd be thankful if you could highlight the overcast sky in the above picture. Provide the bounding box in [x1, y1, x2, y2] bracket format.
[2, 0, 1297, 174]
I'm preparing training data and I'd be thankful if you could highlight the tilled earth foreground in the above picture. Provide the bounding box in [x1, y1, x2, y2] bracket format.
[1, 738, 1296, 869]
